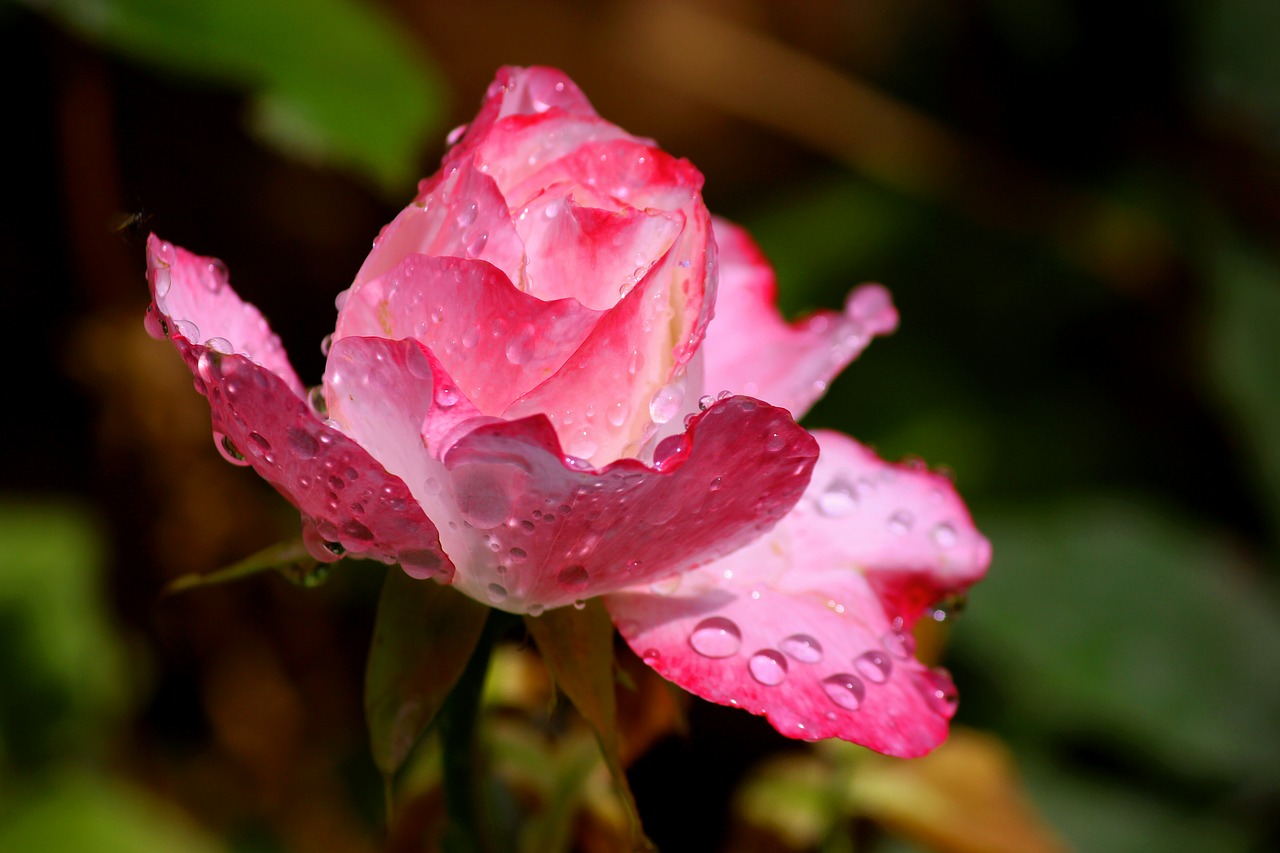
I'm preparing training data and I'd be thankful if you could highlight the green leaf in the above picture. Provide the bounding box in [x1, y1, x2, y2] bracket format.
[24, 0, 445, 190]
[365, 569, 489, 779]
[1207, 238, 1280, 540]
[524, 600, 651, 850]
[956, 496, 1280, 786]
[163, 536, 329, 594]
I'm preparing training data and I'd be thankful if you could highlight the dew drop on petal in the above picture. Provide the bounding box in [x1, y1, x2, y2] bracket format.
[573, 599, 586, 610]
[508, 547, 527, 563]
[649, 383, 683, 424]
[505, 325, 535, 365]
[816, 478, 857, 517]
[888, 509, 914, 534]
[486, 583, 507, 604]
[214, 431, 250, 466]
[748, 650, 788, 686]
[649, 574, 680, 596]
[882, 628, 916, 660]
[689, 617, 741, 658]
[607, 399, 629, 427]
[456, 202, 478, 227]
[914, 668, 959, 716]
[557, 564, 589, 593]
[822, 674, 865, 711]
[306, 385, 329, 418]
[436, 385, 459, 408]
[527, 603, 545, 617]
[854, 650, 892, 684]
[779, 634, 823, 664]
[320, 333, 334, 356]
[765, 432, 786, 452]
[931, 522, 958, 548]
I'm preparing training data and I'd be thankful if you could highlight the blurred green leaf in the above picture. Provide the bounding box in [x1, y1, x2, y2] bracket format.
[365, 569, 488, 780]
[25, 0, 444, 190]
[1198, 0, 1280, 147]
[0, 773, 223, 853]
[524, 600, 650, 850]
[0, 500, 127, 771]
[1207, 238, 1280, 540]
[956, 496, 1280, 786]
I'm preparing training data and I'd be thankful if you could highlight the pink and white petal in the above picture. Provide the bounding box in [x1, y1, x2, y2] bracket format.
[171, 343, 452, 578]
[604, 430, 989, 757]
[147, 235, 303, 397]
[440, 396, 817, 614]
[444, 66, 605, 171]
[518, 191, 683, 309]
[350, 163, 525, 294]
[336, 253, 602, 417]
[701, 219, 899, 420]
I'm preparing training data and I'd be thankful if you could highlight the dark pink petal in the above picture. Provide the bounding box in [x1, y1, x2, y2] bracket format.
[147, 236, 453, 579]
[146, 235, 303, 397]
[439, 397, 818, 613]
[605, 430, 989, 757]
[702, 219, 899, 420]
[335, 253, 602, 417]
[351, 162, 525, 294]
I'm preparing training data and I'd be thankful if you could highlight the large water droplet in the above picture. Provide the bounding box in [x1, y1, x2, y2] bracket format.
[649, 383, 683, 424]
[779, 634, 823, 664]
[748, 650, 788, 686]
[436, 385, 459, 408]
[486, 583, 508, 603]
[466, 231, 488, 257]
[287, 427, 319, 459]
[456, 202, 478, 227]
[689, 617, 741, 658]
[508, 547, 527, 563]
[505, 325, 535, 365]
[765, 432, 786, 452]
[557, 564, 589, 592]
[649, 575, 680, 596]
[607, 399, 629, 427]
[306, 385, 328, 418]
[816, 478, 857, 517]
[855, 651, 892, 684]
[822, 674, 865, 711]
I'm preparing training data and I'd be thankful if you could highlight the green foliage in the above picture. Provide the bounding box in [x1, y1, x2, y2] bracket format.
[25, 0, 444, 190]
[0, 501, 127, 771]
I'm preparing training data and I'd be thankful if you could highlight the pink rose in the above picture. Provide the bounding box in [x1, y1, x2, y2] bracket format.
[146, 66, 988, 756]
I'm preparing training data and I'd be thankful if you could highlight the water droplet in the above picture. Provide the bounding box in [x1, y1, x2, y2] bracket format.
[423, 476, 442, 495]
[765, 432, 786, 452]
[214, 432, 250, 466]
[466, 231, 488, 257]
[641, 648, 660, 664]
[505, 325, 535, 365]
[461, 326, 480, 348]
[436, 385, 459, 408]
[888, 510, 914, 534]
[931, 522, 957, 548]
[527, 603, 545, 617]
[143, 305, 168, 340]
[748, 650, 788, 686]
[557, 564, 589, 592]
[456, 202, 478, 227]
[625, 559, 643, 575]
[573, 599, 586, 610]
[320, 333, 334, 356]
[855, 651, 892, 684]
[607, 399, 629, 427]
[508, 547, 527, 563]
[779, 634, 823, 664]
[816, 478, 857, 517]
[689, 617, 741, 658]
[247, 432, 271, 454]
[649, 384, 683, 424]
[822, 674, 865, 711]
[882, 628, 916, 660]
[698, 395, 713, 410]
[343, 520, 374, 541]
[914, 668, 959, 716]
[306, 385, 328, 418]
[446, 123, 467, 145]
[709, 477, 722, 491]
[486, 583, 507, 603]
[287, 427, 319, 459]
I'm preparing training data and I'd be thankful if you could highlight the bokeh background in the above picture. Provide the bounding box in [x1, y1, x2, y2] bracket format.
[3, 0, 1279, 850]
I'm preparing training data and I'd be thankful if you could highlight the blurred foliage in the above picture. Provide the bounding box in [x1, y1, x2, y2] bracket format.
[19, 0, 445, 190]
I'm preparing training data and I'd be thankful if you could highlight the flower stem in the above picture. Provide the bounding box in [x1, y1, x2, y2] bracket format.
[437, 609, 516, 853]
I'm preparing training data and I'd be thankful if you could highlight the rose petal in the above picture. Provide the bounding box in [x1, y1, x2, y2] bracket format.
[147, 237, 453, 579]
[351, 162, 526, 294]
[702, 219, 899, 420]
[518, 191, 683, 310]
[336, 253, 602, 417]
[605, 430, 989, 757]
[146, 235, 303, 397]
[439, 396, 818, 613]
